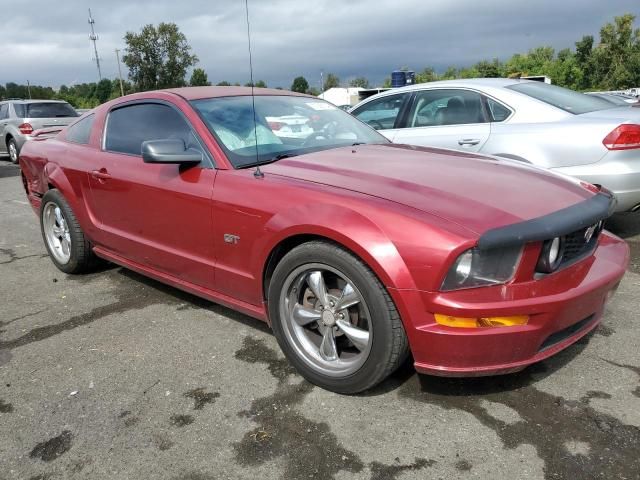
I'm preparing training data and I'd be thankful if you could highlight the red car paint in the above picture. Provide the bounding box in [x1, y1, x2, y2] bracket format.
[18, 87, 629, 377]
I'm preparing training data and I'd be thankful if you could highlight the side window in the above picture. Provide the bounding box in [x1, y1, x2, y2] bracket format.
[486, 97, 512, 122]
[0, 104, 8, 120]
[352, 94, 406, 130]
[408, 89, 487, 127]
[66, 114, 95, 145]
[105, 103, 203, 157]
[13, 104, 25, 118]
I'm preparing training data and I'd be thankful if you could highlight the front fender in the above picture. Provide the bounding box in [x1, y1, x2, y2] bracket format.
[256, 203, 418, 291]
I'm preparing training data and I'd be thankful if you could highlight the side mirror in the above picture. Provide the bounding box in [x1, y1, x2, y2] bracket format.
[141, 139, 203, 164]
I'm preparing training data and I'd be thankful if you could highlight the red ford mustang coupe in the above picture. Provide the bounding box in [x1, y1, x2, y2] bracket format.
[19, 87, 629, 393]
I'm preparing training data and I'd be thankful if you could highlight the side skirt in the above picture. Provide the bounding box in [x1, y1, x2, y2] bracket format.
[93, 246, 269, 323]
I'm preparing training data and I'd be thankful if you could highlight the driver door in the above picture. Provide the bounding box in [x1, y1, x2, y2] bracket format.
[86, 101, 217, 289]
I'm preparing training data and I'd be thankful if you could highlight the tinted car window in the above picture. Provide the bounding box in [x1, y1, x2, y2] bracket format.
[66, 114, 95, 145]
[507, 82, 613, 114]
[25, 102, 78, 118]
[352, 94, 405, 130]
[0, 104, 8, 120]
[105, 103, 203, 156]
[409, 89, 487, 127]
[486, 97, 512, 122]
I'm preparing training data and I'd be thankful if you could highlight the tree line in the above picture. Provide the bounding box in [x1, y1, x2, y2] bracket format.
[1, 13, 637, 109]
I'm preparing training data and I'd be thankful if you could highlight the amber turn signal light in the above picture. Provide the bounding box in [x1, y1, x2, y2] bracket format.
[434, 314, 529, 328]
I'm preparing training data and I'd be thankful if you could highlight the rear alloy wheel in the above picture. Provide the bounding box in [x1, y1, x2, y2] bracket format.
[40, 189, 95, 274]
[8, 138, 19, 164]
[269, 241, 409, 394]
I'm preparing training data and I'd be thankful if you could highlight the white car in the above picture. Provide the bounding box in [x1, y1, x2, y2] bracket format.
[350, 78, 640, 213]
[265, 114, 313, 139]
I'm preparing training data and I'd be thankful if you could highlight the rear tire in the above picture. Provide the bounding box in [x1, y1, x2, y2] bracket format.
[268, 241, 409, 394]
[40, 189, 95, 274]
[8, 138, 18, 164]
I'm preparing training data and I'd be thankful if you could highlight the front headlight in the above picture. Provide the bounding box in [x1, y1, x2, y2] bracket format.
[441, 245, 522, 291]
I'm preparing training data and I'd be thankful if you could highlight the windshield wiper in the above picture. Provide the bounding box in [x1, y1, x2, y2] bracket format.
[240, 153, 298, 169]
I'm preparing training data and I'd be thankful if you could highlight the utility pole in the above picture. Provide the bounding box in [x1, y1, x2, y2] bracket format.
[26, 80, 32, 99]
[88, 8, 102, 80]
[115, 49, 125, 96]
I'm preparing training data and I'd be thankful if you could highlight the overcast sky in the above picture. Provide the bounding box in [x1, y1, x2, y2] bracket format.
[2, 0, 638, 89]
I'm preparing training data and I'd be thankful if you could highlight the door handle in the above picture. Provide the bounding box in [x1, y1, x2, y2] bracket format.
[90, 169, 112, 180]
[458, 139, 481, 146]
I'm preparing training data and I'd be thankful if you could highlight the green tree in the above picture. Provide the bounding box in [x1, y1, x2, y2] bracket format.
[415, 67, 437, 83]
[95, 78, 113, 103]
[323, 73, 340, 90]
[440, 67, 459, 80]
[291, 76, 309, 93]
[255, 80, 267, 88]
[591, 14, 640, 90]
[216, 81, 231, 86]
[349, 77, 370, 88]
[123, 23, 198, 90]
[190, 68, 210, 86]
[475, 59, 503, 78]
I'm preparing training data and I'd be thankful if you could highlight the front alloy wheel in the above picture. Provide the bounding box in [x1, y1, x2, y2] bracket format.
[269, 241, 409, 394]
[280, 265, 373, 377]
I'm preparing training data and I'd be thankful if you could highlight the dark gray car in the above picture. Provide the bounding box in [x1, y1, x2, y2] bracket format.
[0, 100, 78, 163]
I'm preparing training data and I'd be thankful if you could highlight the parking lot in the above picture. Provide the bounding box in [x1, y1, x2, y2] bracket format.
[0, 160, 639, 479]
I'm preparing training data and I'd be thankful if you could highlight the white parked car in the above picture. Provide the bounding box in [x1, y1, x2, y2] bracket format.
[265, 114, 313, 139]
[350, 79, 640, 213]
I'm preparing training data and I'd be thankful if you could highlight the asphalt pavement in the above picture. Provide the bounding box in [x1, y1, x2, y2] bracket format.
[1, 160, 639, 480]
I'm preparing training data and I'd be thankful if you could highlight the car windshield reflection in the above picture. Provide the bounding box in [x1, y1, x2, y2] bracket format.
[191, 95, 388, 168]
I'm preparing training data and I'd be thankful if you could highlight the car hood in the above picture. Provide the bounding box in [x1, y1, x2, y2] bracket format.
[262, 144, 594, 235]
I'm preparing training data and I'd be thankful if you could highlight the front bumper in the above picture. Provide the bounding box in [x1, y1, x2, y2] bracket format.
[391, 233, 629, 377]
[551, 151, 640, 212]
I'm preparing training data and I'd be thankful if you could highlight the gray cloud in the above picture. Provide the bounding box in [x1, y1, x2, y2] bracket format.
[1, 0, 638, 89]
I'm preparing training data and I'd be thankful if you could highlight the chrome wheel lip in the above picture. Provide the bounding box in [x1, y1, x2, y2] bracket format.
[279, 263, 373, 378]
[42, 202, 72, 265]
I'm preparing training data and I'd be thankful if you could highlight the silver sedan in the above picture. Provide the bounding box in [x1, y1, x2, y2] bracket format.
[350, 79, 640, 213]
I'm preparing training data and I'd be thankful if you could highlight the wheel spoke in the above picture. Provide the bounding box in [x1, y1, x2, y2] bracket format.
[307, 271, 329, 308]
[319, 326, 338, 361]
[60, 238, 70, 256]
[335, 282, 360, 311]
[52, 226, 64, 237]
[336, 319, 369, 351]
[292, 303, 321, 326]
[54, 207, 64, 226]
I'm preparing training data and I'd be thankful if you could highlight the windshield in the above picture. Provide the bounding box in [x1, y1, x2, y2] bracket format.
[191, 95, 388, 168]
[507, 82, 614, 115]
[15, 102, 78, 119]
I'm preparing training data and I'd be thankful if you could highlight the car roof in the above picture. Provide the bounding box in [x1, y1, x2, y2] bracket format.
[391, 77, 532, 93]
[163, 86, 311, 100]
[1, 99, 69, 104]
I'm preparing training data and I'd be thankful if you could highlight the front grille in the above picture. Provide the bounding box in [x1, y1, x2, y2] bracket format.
[536, 222, 602, 275]
[561, 224, 601, 265]
[538, 314, 595, 352]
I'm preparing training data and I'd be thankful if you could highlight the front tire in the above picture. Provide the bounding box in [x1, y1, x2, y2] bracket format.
[8, 138, 19, 164]
[268, 241, 409, 394]
[40, 189, 95, 274]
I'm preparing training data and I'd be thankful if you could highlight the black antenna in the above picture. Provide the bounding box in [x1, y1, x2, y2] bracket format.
[244, 0, 263, 178]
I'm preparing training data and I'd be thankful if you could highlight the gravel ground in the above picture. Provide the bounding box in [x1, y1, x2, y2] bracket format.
[0, 160, 639, 480]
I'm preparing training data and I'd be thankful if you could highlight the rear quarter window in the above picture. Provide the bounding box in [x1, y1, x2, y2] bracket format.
[65, 114, 95, 145]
